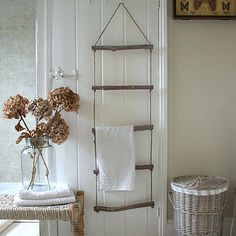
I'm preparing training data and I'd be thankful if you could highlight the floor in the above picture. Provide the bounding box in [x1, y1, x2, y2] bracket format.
[0, 221, 39, 236]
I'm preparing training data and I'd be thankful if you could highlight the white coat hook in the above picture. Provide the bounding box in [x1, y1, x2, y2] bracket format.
[50, 67, 63, 79]
[50, 67, 79, 80]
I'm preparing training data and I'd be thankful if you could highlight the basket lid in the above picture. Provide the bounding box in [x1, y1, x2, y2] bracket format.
[171, 176, 229, 196]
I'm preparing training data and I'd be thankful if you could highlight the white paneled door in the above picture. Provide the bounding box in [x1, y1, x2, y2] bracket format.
[40, 0, 161, 235]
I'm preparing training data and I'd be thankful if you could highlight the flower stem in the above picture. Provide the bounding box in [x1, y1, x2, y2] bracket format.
[20, 116, 30, 132]
[27, 152, 39, 190]
[38, 147, 51, 190]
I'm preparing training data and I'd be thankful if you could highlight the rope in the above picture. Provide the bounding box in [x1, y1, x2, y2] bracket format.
[121, 3, 151, 45]
[94, 2, 151, 47]
[95, 3, 122, 46]
[149, 49, 153, 201]
[93, 51, 98, 207]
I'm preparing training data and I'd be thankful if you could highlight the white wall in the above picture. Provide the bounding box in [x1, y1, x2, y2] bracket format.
[49, 0, 160, 235]
[168, 0, 236, 221]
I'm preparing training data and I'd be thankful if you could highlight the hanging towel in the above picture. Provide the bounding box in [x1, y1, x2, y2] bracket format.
[96, 125, 135, 191]
[14, 190, 76, 206]
[18, 183, 71, 200]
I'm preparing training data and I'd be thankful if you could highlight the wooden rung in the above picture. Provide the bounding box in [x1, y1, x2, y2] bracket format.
[92, 44, 154, 51]
[134, 125, 153, 131]
[94, 201, 155, 212]
[92, 85, 153, 91]
[92, 125, 153, 135]
[93, 164, 154, 175]
[135, 164, 154, 170]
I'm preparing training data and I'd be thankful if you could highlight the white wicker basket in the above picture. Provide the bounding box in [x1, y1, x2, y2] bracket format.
[170, 176, 229, 236]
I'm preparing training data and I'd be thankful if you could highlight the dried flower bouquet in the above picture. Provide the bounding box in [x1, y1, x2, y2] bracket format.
[2, 87, 80, 190]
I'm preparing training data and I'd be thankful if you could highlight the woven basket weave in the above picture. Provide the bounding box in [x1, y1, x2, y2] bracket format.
[170, 176, 229, 236]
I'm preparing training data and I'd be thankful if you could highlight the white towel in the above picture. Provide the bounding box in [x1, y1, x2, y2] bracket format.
[14, 191, 76, 206]
[96, 125, 135, 191]
[18, 183, 71, 200]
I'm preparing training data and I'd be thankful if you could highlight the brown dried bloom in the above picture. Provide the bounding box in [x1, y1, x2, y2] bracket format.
[16, 123, 49, 144]
[16, 132, 31, 144]
[3, 88, 78, 145]
[28, 98, 52, 119]
[30, 123, 48, 138]
[48, 87, 80, 112]
[36, 123, 48, 134]
[15, 122, 25, 132]
[48, 117, 69, 144]
[3, 95, 29, 119]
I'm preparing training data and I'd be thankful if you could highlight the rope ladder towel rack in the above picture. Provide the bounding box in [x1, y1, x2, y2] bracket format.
[92, 2, 155, 213]
[0, 191, 84, 236]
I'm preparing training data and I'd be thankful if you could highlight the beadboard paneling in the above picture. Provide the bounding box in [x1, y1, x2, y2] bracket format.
[77, 0, 159, 235]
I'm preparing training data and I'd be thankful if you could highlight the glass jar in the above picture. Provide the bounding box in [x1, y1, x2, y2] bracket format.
[21, 136, 56, 191]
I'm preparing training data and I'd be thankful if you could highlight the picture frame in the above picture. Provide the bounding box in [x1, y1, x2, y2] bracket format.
[173, 0, 236, 19]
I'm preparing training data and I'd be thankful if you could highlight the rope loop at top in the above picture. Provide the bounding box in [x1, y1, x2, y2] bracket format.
[94, 2, 151, 47]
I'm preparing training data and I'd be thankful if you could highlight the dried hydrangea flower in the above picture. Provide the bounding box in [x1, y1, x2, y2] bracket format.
[36, 123, 48, 134]
[28, 98, 52, 119]
[48, 117, 69, 144]
[48, 87, 80, 112]
[30, 123, 48, 138]
[15, 122, 25, 132]
[2, 95, 29, 119]
[3, 88, 78, 146]
[16, 132, 31, 144]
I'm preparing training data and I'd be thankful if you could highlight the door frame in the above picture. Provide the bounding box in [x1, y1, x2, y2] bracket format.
[36, 0, 57, 235]
[157, 0, 168, 235]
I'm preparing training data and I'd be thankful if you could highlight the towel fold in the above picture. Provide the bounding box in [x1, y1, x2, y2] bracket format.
[18, 183, 70, 200]
[96, 125, 135, 191]
[14, 190, 76, 206]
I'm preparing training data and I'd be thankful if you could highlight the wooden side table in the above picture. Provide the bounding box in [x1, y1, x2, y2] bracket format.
[0, 191, 84, 236]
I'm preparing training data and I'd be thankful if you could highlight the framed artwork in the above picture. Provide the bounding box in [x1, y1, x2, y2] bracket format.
[174, 0, 236, 19]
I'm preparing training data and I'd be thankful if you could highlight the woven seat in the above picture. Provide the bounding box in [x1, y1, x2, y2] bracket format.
[0, 191, 84, 236]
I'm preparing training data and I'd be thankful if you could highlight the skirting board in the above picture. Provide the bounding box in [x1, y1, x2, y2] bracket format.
[166, 218, 235, 236]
